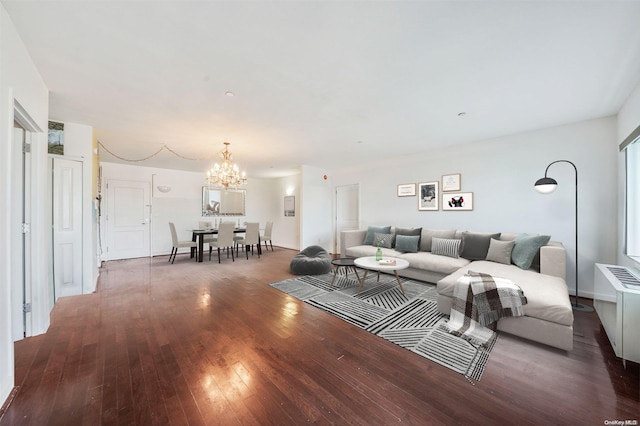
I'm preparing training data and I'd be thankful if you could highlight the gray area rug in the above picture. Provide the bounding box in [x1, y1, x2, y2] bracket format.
[270, 272, 498, 381]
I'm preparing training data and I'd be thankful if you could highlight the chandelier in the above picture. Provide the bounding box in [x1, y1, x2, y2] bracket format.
[205, 142, 247, 189]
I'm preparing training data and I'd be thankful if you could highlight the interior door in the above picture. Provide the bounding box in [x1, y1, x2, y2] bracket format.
[105, 179, 151, 260]
[52, 157, 83, 300]
[335, 184, 360, 254]
[11, 124, 31, 340]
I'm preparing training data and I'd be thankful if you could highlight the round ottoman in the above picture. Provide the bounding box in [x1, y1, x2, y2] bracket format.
[289, 245, 332, 275]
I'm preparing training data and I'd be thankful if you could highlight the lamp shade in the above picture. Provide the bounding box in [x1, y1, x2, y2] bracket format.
[534, 176, 558, 194]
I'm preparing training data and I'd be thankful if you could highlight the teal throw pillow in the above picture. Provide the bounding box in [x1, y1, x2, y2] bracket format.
[395, 235, 420, 253]
[511, 234, 551, 269]
[364, 226, 392, 245]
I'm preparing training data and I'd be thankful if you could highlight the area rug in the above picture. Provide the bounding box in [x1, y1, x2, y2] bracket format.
[269, 272, 498, 381]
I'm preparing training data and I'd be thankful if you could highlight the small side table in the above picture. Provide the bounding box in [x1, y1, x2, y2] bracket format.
[330, 258, 360, 287]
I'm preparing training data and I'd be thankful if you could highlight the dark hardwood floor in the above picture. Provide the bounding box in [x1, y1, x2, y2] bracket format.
[1, 247, 638, 425]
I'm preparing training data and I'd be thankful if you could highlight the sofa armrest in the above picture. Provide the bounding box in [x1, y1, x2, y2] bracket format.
[540, 241, 566, 280]
[340, 230, 367, 255]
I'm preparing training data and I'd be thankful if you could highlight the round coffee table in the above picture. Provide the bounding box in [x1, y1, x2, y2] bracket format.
[353, 256, 409, 294]
[330, 258, 360, 287]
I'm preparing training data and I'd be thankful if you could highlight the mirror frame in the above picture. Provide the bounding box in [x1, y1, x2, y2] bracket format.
[202, 187, 246, 217]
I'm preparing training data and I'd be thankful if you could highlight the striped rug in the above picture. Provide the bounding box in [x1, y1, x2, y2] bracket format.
[270, 272, 498, 381]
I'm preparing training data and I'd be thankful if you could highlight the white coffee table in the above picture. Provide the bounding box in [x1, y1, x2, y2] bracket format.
[353, 256, 409, 294]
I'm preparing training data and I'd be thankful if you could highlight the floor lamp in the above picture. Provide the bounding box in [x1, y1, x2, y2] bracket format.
[534, 160, 593, 312]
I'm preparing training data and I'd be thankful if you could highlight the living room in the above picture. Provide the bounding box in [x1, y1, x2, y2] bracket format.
[1, 1, 639, 424]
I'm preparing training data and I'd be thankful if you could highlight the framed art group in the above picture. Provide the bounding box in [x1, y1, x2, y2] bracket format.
[397, 173, 473, 211]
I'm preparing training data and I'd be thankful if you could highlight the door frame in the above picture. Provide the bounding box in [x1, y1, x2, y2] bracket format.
[334, 183, 360, 254]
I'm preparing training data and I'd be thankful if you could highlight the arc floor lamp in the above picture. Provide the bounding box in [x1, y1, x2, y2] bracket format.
[534, 160, 594, 312]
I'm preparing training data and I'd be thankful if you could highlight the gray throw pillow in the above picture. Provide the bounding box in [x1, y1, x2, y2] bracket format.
[431, 237, 461, 258]
[511, 234, 551, 269]
[420, 228, 457, 252]
[394, 227, 422, 248]
[486, 238, 515, 265]
[460, 231, 501, 260]
[395, 235, 420, 253]
[364, 226, 392, 245]
[373, 232, 394, 248]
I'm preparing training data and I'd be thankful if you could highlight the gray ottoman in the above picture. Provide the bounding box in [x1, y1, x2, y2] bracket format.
[289, 245, 332, 275]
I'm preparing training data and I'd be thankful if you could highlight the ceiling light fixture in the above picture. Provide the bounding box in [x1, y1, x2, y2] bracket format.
[225, 91, 235, 97]
[205, 142, 247, 190]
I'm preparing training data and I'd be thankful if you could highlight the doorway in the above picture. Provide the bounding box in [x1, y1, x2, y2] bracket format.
[335, 184, 360, 254]
[10, 121, 31, 340]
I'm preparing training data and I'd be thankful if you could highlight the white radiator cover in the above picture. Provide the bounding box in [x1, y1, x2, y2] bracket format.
[594, 263, 640, 363]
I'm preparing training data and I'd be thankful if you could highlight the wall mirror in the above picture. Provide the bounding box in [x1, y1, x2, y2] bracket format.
[202, 187, 246, 216]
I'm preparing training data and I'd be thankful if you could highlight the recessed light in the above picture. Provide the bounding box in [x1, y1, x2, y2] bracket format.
[357, 140, 364, 144]
[457, 112, 466, 117]
[225, 91, 235, 97]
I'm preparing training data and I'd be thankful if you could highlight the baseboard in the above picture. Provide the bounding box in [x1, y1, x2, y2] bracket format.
[0, 387, 19, 422]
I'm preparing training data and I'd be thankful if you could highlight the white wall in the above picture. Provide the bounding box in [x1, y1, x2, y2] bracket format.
[99, 162, 295, 257]
[616, 80, 640, 271]
[300, 165, 332, 250]
[0, 3, 49, 407]
[331, 117, 618, 299]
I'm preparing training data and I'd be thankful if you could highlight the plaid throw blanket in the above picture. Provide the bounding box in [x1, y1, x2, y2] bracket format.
[445, 271, 528, 347]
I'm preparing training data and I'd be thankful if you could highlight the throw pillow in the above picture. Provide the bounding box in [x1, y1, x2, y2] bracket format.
[373, 232, 394, 249]
[393, 227, 422, 248]
[460, 231, 501, 260]
[511, 234, 551, 269]
[395, 235, 420, 253]
[364, 226, 392, 245]
[431, 237, 461, 258]
[486, 238, 515, 265]
[420, 228, 457, 252]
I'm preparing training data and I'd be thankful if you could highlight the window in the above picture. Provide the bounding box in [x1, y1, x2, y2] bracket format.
[624, 132, 640, 258]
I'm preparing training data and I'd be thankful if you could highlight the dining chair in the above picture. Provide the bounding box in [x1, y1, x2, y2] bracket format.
[260, 221, 274, 251]
[209, 221, 235, 263]
[168, 222, 198, 264]
[198, 221, 217, 245]
[235, 222, 260, 259]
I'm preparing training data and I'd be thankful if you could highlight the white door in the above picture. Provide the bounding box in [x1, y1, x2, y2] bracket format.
[52, 157, 83, 300]
[11, 125, 31, 340]
[335, 184, 360, 254]
[105, 180, 151, 260]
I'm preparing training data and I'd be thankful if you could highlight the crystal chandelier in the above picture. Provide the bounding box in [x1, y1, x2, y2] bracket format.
[205, 142, 247, 189]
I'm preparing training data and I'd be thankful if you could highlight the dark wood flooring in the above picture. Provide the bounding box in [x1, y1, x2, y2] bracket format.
[1, 248, 638, 425]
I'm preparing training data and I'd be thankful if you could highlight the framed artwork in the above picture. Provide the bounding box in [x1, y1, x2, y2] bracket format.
[48, 121, 64, 155]
[442, 192, 473, 211]
[284, 195, 295, 216]
[397, 183, 416, 197]
[442, 173, 461, 192]
[418, 181, 439, 211]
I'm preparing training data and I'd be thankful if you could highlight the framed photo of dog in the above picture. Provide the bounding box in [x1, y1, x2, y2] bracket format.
[418, 181, 439, 211]
[442, 192, 473, 211]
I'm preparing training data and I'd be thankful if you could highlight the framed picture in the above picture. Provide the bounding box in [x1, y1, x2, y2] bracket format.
[418, 181, 439, 211]
[442, 192, 473, 211]
[442, 173, 461, 192]
[284, 195, 295, 216]
[397, 183, 416, 197]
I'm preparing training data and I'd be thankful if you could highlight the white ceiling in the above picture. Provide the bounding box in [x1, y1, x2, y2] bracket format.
[4, 1, 640, 178]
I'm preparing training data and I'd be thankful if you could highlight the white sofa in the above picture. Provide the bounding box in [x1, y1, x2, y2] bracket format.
[340, 228, 574, 351]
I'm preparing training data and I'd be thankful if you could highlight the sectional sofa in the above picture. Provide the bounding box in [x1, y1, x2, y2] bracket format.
[340, 226, 574, 351]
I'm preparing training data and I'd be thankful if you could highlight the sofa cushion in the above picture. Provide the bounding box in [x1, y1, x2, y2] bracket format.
[431, 237, 461, 258]
[437, 260, 573, 326]
[486, 238, 515, 265]
[346, 245, 403, 258]
[420, 228, 457, 252]
[394, 227, 422, 247]
[374, 232, 394, 248]
[395, 235, 420, 253]
[400, 252, 471, 275]
[512, 234, 551, 269]
[460, 231, 501, 260]
[364, 226, 392, 245]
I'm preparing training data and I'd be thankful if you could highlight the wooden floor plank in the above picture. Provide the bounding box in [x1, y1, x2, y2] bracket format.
[1, 249, 638, 425]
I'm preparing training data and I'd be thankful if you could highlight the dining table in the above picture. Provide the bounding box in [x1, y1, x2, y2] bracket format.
[191, 228, 261, 262]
